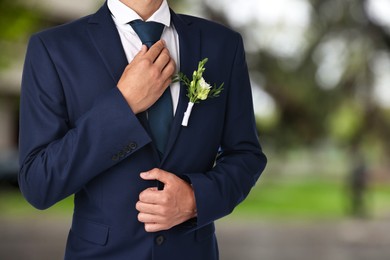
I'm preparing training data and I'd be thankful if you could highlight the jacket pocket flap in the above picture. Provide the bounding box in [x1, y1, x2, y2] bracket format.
[71, 217, 109, 246]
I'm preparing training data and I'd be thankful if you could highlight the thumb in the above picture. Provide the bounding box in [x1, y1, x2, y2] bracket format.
[140, 168, 171, 184]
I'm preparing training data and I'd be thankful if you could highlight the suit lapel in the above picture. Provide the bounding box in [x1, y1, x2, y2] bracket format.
[86, 3, 128, 86]
[161, 11, 201, 164]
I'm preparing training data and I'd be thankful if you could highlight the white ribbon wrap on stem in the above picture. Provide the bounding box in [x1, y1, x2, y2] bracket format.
[182, 102, 194, 127]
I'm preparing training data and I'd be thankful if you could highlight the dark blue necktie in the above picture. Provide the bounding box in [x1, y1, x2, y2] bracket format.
[130, 20, 173, 155]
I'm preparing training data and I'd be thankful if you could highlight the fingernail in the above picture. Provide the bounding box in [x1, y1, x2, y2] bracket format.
[140, 172, 148, 177]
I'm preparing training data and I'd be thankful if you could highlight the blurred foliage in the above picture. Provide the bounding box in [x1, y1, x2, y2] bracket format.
[0, 0, 43, 68]
[199, 0, 390, 164]
[0, 0, 180, 69]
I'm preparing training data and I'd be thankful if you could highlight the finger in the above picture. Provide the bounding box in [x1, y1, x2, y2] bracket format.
[144, 223, 168, 233]
[138, 212, 165, 225]
[136, 201, 164, 215]
[161, 58, 176, 80]
[134, 45, 148, 58]
[153, 48, 171, 72]
[136, 201, 151, 213]
[140, 168, 173, 185]
[145, 40, 165, 62]
[161, 78, 172, 93]
[139, 187, 163, 204]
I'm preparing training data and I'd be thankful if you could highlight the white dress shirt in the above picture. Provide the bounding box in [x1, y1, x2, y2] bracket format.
[107, 0, 181, 114]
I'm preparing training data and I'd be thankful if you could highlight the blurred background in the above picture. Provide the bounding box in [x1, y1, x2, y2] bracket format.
[1, 0, 390, 259]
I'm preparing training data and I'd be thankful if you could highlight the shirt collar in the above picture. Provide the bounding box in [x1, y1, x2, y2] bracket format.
[108, 0, 171, 27]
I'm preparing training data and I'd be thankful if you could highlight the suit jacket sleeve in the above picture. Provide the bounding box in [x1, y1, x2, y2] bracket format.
[183, 34, 267, 227]
[18, 34, 151, 209]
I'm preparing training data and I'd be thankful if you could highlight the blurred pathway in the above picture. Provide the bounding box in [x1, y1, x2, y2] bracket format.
[217, 218, 390, 260]
[1, 217, 390, 260]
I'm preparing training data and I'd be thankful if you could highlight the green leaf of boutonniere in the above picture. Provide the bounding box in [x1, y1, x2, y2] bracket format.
[173, 58, 224, 126]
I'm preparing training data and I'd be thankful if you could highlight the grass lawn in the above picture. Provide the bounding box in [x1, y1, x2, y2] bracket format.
[0, 185, 74, 219]
[230, 176, 390, 220]
[1, 176, 389, 220]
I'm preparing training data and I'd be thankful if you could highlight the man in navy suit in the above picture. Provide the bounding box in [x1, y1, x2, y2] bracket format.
[19, 0, 267, 259]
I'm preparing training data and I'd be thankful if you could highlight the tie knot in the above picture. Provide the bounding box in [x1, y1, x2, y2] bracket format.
[129, 20, 164, 48]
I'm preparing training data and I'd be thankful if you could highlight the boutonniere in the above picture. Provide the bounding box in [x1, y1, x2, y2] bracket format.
[173, 58, 224, 127]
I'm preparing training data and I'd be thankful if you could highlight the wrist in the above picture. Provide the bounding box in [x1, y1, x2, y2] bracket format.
[186, 184, 197, 219]
[117, 86, 142, 114]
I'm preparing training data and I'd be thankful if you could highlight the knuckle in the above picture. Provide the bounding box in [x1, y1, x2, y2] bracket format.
[135, 201, 142, 211]
[150, 67, 160, 79]
[169, 62, 176, 72]
[162, 47, 170, 54]
[164, 63, 175, 77]
[165, 78, 172, 86]
[156, 41, 164, 48]
[144, 224, 151, 232]
[163, 175, 173, 185]
[169, 58, 176, 66]
[160, 52, 170, 61]
[139, 192, 146, 202]
[161, 195, 170, 205]
[161, 216, 170, 224]
[145, 225, 155, 233]
[140, 59, 152, 68]
[160, 207, 169, 216]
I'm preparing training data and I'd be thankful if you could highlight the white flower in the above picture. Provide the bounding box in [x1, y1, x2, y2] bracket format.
[199, 77, 211, 89]
[197, 77, 211, 100]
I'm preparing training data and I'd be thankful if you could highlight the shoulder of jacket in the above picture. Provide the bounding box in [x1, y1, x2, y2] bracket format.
[32, 14, 92, 41]
[176, 13, 239, 36]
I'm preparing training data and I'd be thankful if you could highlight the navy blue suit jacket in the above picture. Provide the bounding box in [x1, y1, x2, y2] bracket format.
[19, 2, 266, 259]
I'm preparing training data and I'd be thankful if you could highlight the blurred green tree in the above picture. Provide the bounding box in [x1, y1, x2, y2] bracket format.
[0, 0, 181, 69]
[199, 0, 390, 160]
[0, 0, 43, 68]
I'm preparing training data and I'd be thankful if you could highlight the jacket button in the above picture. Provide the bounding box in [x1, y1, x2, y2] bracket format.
[155, 235, 165, 246]
[124, 145, 131, 153]
[129, 142, 137, 150]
